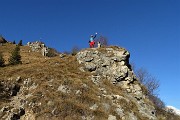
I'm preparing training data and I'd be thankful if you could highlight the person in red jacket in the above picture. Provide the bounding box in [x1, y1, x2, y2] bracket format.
[89, 33, 97, 48]
[89, 40, 95, 48]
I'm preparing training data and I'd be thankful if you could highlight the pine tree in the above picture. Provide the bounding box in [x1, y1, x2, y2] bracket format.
[0, 52, 5, 67]
[13, 40, 16, 44]
[9, 45, 22, 65]
[18, 40, 23, 46]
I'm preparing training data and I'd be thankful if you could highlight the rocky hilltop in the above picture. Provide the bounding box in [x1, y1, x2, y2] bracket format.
[76, 47, 156, 119]
[0, 44, 179, 120]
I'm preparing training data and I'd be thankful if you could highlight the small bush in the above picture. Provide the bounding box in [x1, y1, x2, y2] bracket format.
[0, 52, 5, 67]
[63, 51, 71, 55]
[149, 94, 165, 109]
[71, 46, 80, 56]
[95, 36, 108, 47]
[8, 45, 22, 65]
[46, 48, 59, 57]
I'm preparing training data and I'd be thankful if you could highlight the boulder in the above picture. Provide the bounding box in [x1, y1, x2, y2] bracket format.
[108, 115, 117, 120]
[85, 63, 96, 72]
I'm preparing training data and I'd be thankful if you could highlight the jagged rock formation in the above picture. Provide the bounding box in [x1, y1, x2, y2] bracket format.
[0, 78, 23, 120]
[27, 41, 48, 56]
[76, 46, 156, 119]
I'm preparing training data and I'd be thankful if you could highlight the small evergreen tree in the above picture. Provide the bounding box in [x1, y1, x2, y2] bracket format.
[0, 52, 5, 67]
[13, 40, 16, 44]
[0, 35, 7, 43]
[9, 45, 22, 65]
[18, 40, 23, 46]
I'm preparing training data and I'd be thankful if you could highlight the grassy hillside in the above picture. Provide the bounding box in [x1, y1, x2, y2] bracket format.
[0, 44, 110, 119]
[0, 43, 180, 120]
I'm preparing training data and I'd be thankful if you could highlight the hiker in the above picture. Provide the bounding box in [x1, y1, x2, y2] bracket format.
[89, 33, 97, 48]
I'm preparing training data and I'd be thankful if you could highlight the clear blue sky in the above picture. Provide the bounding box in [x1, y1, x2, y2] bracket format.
[0, 0, 180, 109]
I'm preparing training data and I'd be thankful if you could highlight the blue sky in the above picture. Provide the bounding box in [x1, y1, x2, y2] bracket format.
[0, 0, 180, 109]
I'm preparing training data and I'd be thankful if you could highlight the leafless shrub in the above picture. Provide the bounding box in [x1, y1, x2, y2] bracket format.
[95, 36, 108, 47]
[71, 46, 80, 56]
[135, 68, 159, 96]
[132, 64, 165, 109]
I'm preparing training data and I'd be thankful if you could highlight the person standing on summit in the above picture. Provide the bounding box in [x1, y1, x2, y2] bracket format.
[89, 32, 97, 48]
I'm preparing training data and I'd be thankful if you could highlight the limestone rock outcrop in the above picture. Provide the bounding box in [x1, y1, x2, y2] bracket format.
[76, 46, 157, 119]
[76, 47, 141, 97]
[27, 41, 49, 56]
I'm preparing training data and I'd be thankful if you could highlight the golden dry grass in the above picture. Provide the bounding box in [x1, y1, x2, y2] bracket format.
[0, 43, 103, 119]
[0, 43, 90, 79]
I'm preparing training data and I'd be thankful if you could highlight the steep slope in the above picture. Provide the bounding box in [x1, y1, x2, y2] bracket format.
[0, 43, 180, 120]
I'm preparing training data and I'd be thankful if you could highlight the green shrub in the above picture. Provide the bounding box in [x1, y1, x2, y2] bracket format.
[8, 45, 22, 65]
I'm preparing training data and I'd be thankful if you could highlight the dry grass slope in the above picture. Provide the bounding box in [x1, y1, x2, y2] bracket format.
[0, 44, 107, 119]
[0, 43, 180, 120]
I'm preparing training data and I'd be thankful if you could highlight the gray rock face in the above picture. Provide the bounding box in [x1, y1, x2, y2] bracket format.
[0, 80, 20, 98]
[0, 77, 37, 120]
[85, 63, 96, 72]
[57, 85, 71, 93]
[115, 107, 124, 117]
[108, 115, 117, 120]
[76, 46, 157, 120]
[27, 41, 49, 56]
[89, 104, 98, 110]
[76, 47, 139, 95]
